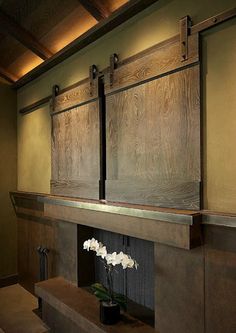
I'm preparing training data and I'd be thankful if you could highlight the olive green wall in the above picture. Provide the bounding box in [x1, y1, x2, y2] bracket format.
[0, 81, 17, 278]
[17, 0, 236, 213]
[202, 19, 236, 212]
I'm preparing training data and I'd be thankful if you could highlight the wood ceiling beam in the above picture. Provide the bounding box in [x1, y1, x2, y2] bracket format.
[79, 0, 111, 21]
[0, 9, 53, 60]
[13, 0, 160, 89]
[0, 66, 18, 83]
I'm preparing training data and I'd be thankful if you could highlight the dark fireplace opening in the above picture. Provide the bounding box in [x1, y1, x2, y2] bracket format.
[77, 226, 155, 327]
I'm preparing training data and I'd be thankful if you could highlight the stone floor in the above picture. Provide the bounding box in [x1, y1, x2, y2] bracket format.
[0, 284, 49, 333]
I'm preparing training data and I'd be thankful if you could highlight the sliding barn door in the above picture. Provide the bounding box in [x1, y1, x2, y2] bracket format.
[51, 78, 100, 199]
[105, 34, 200, 210]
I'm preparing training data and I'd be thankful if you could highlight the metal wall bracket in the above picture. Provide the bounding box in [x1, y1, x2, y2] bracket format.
[109, 53, 118, 87]
[51, 84, 59, 143]
[51, 84, 60, 112]
[89, 64, 98, 96]
[180, 15, 192, 61]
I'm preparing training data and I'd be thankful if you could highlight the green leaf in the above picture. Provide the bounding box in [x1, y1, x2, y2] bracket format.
[94, 290, 111, 302]
[90, 283, 127, 310]
[113, 297, 127, 311]
[91, 283, 107, 293]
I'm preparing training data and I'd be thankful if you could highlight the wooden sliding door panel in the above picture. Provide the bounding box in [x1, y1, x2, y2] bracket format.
[51, 100, 100, 199]
[106, 65, 200, 209]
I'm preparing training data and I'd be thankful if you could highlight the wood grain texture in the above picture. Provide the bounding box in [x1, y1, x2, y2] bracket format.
[36, 277, 157, 333]
[42, 302, 87, 333]
[204, 225, 236, 333]
[155, 243, 204, 333]
[51, 100, 100, 199]
[106, 180, 200, 209]
[17, 217, 56, 294]
[13, 195, 44, 211]
[52, 79, 98, 114]
[51, 180, 99, 199]
[106, 65, 200, 209]
[17, 216, 78, 293]
[105, 34, 199, 94]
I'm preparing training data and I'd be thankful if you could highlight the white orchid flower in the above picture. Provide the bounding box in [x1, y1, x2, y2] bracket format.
[105, 252, 121, 266]
[115, 251, 125, 264]
[89, 238, 100, 251]
[83, 239, 91, 251]
[96, 245, 107, 259]
[120, 254, 138, 269]
[83, 238, 138, 269]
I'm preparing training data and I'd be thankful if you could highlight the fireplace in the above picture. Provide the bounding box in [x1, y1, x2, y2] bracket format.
[11, 190, 210, 333]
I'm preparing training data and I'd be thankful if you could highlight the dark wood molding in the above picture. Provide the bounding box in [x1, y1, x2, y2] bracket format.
[0, 66, 18, 83]
[0, 274, 18, 288]
[191, 7, 236, 35]
[19, 95, 51, 115]
[202, 210, 236, 228]
[79, 0, 111, 21]
[13, 0, 160, 89]
[0, 9, 53, 60]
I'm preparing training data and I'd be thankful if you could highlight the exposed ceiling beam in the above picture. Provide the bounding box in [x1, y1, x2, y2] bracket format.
[0, 9, 53, 60]
[13, 0, 160, 89]
[79, 0, 111, 21]
[0, 66, 18, 83]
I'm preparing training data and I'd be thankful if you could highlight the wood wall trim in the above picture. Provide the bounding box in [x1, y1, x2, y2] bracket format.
[19, 95, 51, 115]
[11, 191, 236, 229]
[202, 210, 236, 228]
[0, 274, 18, 288]
[191, 7, 236, 35]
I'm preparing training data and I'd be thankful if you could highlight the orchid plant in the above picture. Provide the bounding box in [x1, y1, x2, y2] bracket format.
[83, 238, 138, 310]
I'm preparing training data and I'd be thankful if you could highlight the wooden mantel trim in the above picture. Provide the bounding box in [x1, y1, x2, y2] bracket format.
[10, 191, 202, 250]
[202, 210, 236, 228]
[10, 190, 200, 225]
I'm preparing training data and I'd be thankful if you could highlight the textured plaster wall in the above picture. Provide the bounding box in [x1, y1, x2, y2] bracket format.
[17, 0, 236, 212]
[202, 18, 236, 212]
[0, 81, 17, 277]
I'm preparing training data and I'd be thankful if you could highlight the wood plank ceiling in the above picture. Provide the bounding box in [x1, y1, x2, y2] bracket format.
[0, 0, 128, 85]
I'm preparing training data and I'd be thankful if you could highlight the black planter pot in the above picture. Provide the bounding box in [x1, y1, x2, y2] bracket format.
[100, 301, 120, 325]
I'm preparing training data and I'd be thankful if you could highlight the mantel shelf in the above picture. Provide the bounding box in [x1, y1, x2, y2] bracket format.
[10, 191, 202, 249]
[11, 191, 236, 230]
[10, 190, 200, 224]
